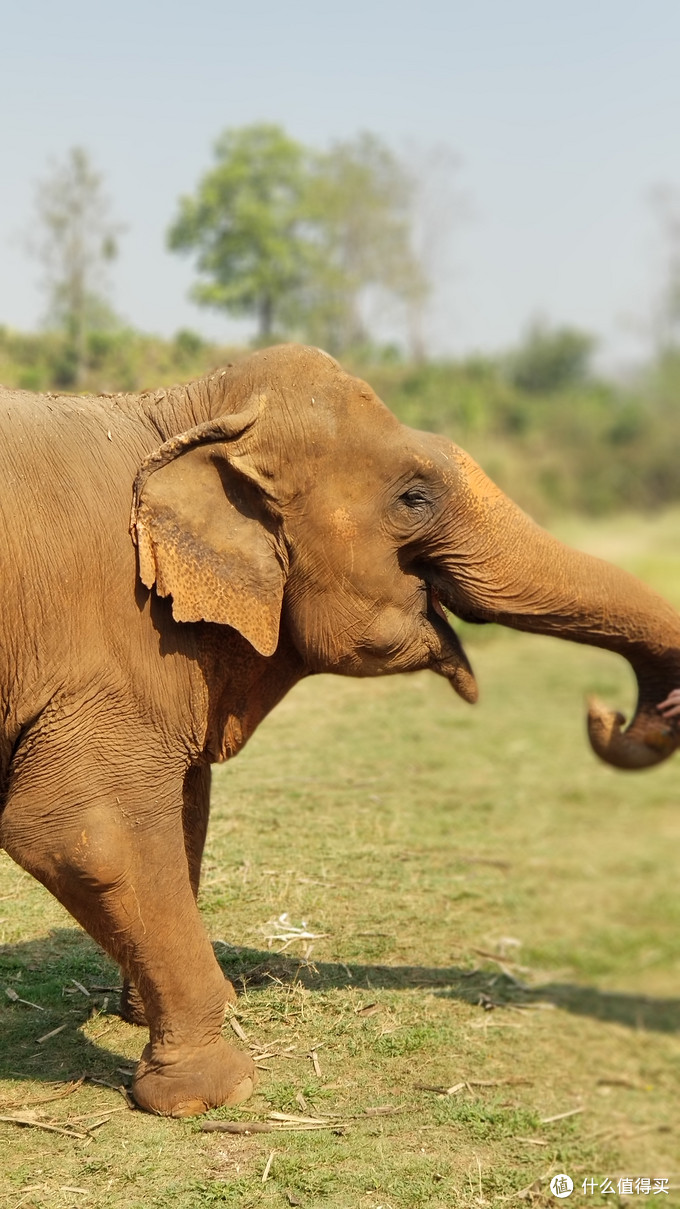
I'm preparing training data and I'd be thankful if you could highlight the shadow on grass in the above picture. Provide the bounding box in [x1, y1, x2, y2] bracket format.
[1, 928, 678, 1091]
[0, 928, 129, 1088]
[217, 944, 680, 1034]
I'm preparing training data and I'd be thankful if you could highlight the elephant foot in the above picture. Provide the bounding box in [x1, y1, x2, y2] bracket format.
[120, 975, 238, 1026]
[132, 1036, 256, 1117]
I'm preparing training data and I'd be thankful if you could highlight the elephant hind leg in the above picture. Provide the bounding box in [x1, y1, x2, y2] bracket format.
[119, 761, 237, 1027]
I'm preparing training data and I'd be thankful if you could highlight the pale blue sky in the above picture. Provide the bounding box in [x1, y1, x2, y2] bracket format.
[2, 0, 679, 364]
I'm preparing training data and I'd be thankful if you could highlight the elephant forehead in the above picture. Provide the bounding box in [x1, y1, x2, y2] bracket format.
[292, 370, 399, 437]
[243, 342, 339, 382]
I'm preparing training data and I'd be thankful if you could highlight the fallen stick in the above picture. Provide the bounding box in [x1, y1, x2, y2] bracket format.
[271, 1105, 405, 1122]
[5, 988, 45, 1012]
[415, 1082, 466, 1096]
[90, 1023, 115, 1042]
[202, 1121, 276, 1134]
[468, 1077, 534, 1087]
[0, 1114, 88, 1140]
[415, 1077, 533, 1095]
[201, 1105, 404, 1136]
[228, 1016, 248, 1042]
[85, 1115, 119, 1133]
[270, 1111, 328, 1124]
[201, 1120, 340, 1135]
[0, 1077, 85, 1112]
[85, 1077, 136, 1108]
[540, 1107, 585, 1124]
[66, 1107, 129, 1125]
[36, 1023, 68, 1045]
[262, 1150, 275, 1183]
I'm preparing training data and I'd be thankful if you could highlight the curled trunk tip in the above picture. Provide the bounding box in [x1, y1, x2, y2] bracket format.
[587, 695, 678, 770]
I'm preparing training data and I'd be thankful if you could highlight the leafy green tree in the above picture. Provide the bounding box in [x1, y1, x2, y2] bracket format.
[29, 147, 122, 387]
[168, 124, 428, 352]
[167, 125, 312, 342]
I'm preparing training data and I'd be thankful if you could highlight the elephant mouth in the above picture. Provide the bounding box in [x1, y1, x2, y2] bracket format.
[427, 585, 479, 704]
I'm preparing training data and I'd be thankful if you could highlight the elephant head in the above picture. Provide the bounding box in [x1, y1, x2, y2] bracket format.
[131, 344, 680, 771]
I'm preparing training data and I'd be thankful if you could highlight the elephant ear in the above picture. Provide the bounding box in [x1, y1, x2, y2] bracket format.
[131, 401, 287, 657]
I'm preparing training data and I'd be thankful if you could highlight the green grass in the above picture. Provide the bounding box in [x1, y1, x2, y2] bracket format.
[2, 510, 680, 1206]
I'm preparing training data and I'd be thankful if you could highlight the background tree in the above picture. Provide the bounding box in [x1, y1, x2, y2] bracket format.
[298, 133, 428, 353]
[168, 124, 429, 353]
[167, 125, 311, 343]
[649, 185, 680, 353]
[29, 147, 121, 387]
[402, 142, 466, 361]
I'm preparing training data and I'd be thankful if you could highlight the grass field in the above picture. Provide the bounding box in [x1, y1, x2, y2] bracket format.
[1, 510, 680, 1208]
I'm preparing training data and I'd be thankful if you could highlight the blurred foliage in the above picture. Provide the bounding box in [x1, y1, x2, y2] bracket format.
[0, 324, 229, 395]
[167, 124, 425, 351]
[505, 320, 595, 393]
[1, 321, 680, 520]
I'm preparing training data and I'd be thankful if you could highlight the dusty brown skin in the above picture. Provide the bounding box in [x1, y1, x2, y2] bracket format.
[1, 345, 679, 1117]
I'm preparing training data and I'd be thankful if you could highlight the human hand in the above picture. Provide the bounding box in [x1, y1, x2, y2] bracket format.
[657, 688, 680, 719]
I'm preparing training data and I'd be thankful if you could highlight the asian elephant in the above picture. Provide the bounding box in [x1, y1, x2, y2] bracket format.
[1, 344, 679, 1117]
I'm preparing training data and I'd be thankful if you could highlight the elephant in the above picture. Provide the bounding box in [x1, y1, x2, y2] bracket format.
[1, 343, 679, 1117]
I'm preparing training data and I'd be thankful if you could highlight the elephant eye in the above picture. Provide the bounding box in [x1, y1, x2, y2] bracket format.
[399, 486, 432, 510]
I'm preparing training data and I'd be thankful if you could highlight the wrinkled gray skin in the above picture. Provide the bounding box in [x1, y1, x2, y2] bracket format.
[1, 344, 679, 1117]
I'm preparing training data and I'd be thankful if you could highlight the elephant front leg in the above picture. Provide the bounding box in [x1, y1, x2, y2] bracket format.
[119, 761, 237, 1027]
[1, 740, 255, 1117]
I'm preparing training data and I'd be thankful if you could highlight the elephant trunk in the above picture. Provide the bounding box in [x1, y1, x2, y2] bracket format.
[433, 445, 680, 770]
